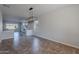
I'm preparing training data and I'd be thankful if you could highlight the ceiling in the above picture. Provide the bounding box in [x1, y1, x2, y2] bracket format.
[0, 4, 71, 22]
[0, 4, 71, 17]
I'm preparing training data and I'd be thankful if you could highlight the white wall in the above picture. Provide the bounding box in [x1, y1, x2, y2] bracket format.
[0, 10, 2, 40]
[0, 9, 14, 40]
[0, 31, 14, 40]
[35, 5, 79, 48]
[0, 10, 3, 31]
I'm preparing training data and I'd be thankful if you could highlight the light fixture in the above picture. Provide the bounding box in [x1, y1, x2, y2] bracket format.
[29, 7, 33, 11]
[26, 7, 38, 23]
[27, 7, 34, 23]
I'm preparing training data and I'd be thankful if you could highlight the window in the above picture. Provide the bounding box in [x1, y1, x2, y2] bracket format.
[5, 24, 18, 30]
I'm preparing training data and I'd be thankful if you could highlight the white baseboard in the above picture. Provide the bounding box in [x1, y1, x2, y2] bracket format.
[35, 34, 79, 49]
